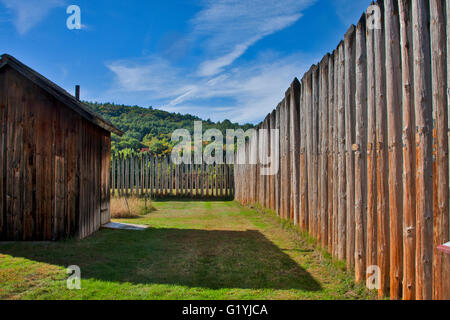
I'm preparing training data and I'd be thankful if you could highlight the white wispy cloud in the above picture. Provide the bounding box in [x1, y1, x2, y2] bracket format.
[192, 0, 315, 76]
[107, 56, 181, 95]
[105, 52, 317, 123]
[1, 0, 64, 35]
[197, 40, 255, 77]
[169, 53, 316, 123]
[102, 0, 319, 123]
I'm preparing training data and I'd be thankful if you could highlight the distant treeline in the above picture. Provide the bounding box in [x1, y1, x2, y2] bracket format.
[85, 102, 254, 156]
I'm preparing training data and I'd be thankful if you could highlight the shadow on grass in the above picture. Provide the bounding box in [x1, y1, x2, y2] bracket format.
[0, 227, 322, 291]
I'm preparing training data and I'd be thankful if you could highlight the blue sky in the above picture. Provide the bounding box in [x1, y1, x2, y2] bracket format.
[0, 0, 371, 124]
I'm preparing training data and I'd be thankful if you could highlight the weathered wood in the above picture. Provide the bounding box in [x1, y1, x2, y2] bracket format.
[366, 9, 378, 284]
[54, 102, 65, 239]
[122, 154, 126, 197]
[115, 155, 118, 196]
[300, 76, 307, 230]
[265, 116, 269, 206]
[280, 98, 289, 220]
[135, 154, 140, 196]
[166, 156, 170, 196]
[412, 0, 433, 300]
[112, 155, 116, 197]
[318, 66, 323, 242]
[385, 0, 404, 300]
[312, 66, 319, 238]
[355, 14, 367, 284]
[113, 156, 233, 199]
[337, 42, 347, 260]
[258, 121, 264, 207]
[0, 71, 5, 240]
[298, 82, 305, 226]
[345, 25, 356, 270]
[78, 123, 84, 239]
[157, 156, 162, 197]
[195, 162, 198, 197]
[223, 162, 227, 198]
[145, 154, 149, 195]
[141, 154, 145, 196]
[125, 154, 129, 196]
[319, 56, 329, 248]
[327, 53, 335, 252]
[118, 154, 122, 196]
[103, 134, 111, 225]
[22, 81, 32, 239]
[228, 0, 448, 300]
[270, 110, 276, 209]
[130, 153, 134, 195]
[161, 156, 165, 196]
[305, 69, 314, 234]
[7, 72, 23, 240]
[333, 51, 339, 257]
[374, 0, 389, 298]
[160, 156, 164, 196]
[275, 103, 282, 216]
[246, 138, 250, 204]
[289, 79, 301, 225]
[1, 61, 114, 240]
[204, 163, 207, 198]
[430, 0, 449, 301]
[149, 155, 153, 196]
[214, 161, 218, 197]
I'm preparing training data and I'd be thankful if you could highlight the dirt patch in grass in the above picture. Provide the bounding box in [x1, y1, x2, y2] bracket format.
[110, 197, 155, 218]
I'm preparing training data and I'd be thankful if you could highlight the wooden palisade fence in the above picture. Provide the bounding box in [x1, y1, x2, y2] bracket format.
[235, 0, 449, 300]
[111, 154, 234, 199]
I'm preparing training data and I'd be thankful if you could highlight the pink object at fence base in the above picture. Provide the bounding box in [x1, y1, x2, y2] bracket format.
[437, 242, 450, 255]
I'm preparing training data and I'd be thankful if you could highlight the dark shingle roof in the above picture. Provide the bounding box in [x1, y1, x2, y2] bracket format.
[0, 54, 123, 136]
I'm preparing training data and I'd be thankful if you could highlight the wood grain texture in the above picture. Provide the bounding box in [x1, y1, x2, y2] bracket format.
[375, 0, 390, 298]
[337, 42, 347, 261]
[345, 25, 356, 270]
[0, 67, 111, 241]
[290, 79, 301, 225]
[412, 0, 433, 300]
[327, 53, 335, 253]
[230, 0, 446, 299]
[319, 56, 329, 248]
[385, 0, 404, 299]
[355, 14, 368, 284]
[430, 0, 449, 300]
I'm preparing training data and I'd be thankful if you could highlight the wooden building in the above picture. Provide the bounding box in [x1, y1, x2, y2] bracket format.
[0, 54, 123, 241]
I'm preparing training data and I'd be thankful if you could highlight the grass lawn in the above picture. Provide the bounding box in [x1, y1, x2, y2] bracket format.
[0, 201, 377, 300]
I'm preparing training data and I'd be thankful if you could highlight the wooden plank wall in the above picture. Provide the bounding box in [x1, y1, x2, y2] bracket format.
[0, 67, 111, 241]
[233, 0, 449, 300]
[111, 154, 234, 199]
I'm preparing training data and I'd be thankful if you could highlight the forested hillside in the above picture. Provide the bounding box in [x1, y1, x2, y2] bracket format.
[85, 102, 254, 156]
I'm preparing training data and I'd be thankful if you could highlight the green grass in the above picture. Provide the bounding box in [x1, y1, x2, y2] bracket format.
[0, 201, 377, 300]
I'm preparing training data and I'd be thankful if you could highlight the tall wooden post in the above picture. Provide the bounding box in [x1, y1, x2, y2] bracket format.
[384, 0, 404, 299]
[337, 42, 347, 260]
[290, 79, 301, 225]
[355, 14, 368, 284]
[430, 0, 449, 300]
[299, 79, 308, 230]
[345, 25, 356, 270]
[374, 0, 390, 298]
[327, 53, 335, 253]
[319, 56, 329, 248]
[412, 0, 433, 300]
[306, 69, 314, 234]
[312, 66, 320, 238]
